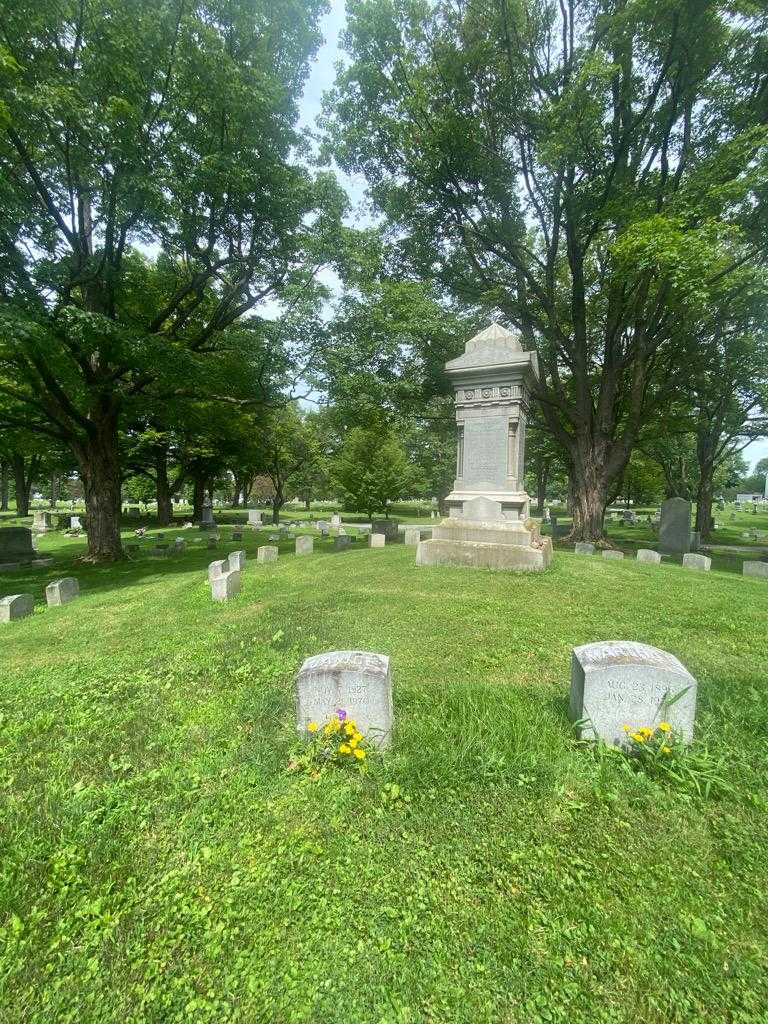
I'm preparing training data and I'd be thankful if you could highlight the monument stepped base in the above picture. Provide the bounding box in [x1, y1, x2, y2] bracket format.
[416, 515, 553, 573]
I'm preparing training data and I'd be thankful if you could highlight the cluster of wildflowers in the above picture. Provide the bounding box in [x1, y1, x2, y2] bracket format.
[290, 709, 369, 775]
[621, 720, 682, 777]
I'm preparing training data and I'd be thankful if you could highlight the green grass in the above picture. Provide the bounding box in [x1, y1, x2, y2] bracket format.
[1, 523, 768, 1023]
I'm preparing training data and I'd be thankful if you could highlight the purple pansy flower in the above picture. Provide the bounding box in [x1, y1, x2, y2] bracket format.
[336, 708, 347, 721]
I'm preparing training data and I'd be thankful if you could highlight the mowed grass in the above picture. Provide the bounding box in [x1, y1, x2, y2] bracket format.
[1, 526, 768, 1024]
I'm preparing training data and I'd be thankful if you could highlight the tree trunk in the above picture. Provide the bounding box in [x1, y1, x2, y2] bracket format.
[305, 495, 311, 511]
[75, 414, 124, 561]
[0, 460, 8, 512]
[568, 452, 610, 543]
[536, 459, 550, 516]
[192, 475, 206, 521]
[231, 475, 243, 508]
[155, 451, 173, 526]
[49, 474, 60, 509]
[272, 482, 284, 524]
[695, 471, 714, 542]
[11, 455, 31, 517]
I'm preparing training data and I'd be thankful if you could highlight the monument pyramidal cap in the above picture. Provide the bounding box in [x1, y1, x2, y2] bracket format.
[416, 322, 552, 573]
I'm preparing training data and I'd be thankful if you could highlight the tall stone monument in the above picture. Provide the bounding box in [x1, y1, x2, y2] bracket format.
[416, 323, 552, 572]
[443, 323, 537, 519]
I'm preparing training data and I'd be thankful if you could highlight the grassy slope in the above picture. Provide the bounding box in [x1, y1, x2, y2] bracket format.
[1, 525, 768, 1024]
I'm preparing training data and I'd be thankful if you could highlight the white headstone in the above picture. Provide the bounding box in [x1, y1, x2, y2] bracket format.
[211, 569, 241, 602]
[247, 510, 263, 526]
[295, 536, 313, 556]
[45, 578, 79, 607]
[208, 559, 228, 584]
[228, 549, 246, 571]
[636, 549, 661, 564]
[0, 593, 34, 622]
[682, 553, 711, 571]
[331, 514, 342, 527]
[257, 545, 278, 564]
[369, 533, 386, 548]
[296, 651, 393, 749]
[404, 528, 421, 546]
[602, 549, 624, 560]
[570, 641, 697, 746]
[743, 560, 768, 579]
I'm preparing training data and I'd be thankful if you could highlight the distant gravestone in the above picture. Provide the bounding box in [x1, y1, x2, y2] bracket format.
[211, 569, 241, 602]
[683, 553, 711, 572]
[45, 578, 79, 607]
[71, 515, 82, 530]
[574, 542, 595, 556]
[296, 536, 313, 556]
[32, 510, 53, 532]
[369, 533, 386, 548]
[404, 528, 421, 546]
[318, 522, 330, 536]
[659, 497, 691, 555]
[174, 538, 186, 553]
[150, 545, 171, 558]
[334, 535, 351, 551]
[208, 559, 228, 584]
[257, 545, 278, 564]
[602, 549, 624, 560]
[295, 650, 393, 749]
[228, 549, 246, 571]
[371, 519, 399, 542]
[0, 593, 34, 623]
[331, 514, 342, 527]
[570, 640, 697, 746]
[0, 528, 36, 566]
[744, 561, 768, 579]
[199, 503, 215, 530]
[247, 510, 263, 526]
[637, 549, 661, 564]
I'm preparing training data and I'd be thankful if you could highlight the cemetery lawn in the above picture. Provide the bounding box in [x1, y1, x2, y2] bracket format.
[2, 530, 768, 1024]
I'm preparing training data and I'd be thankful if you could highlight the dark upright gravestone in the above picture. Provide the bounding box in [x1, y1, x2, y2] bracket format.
[0, 527, 36, 567]
[658, 497, 691, 555]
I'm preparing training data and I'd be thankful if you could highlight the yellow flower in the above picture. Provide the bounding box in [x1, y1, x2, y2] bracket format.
[349, 736, 359, 749]
[661, 746, 672, 755]
[631, 732, 645, 743]
[353, 732, 363, 743]
[307, 721, 318, 734]
[354, 748, 366, 760]
[344, 722, 355, 736]
[622, 724, 631, 733]
[658, 721, 671, 733]
[639, 726, 653, 738]
[338, 743, 351, 755]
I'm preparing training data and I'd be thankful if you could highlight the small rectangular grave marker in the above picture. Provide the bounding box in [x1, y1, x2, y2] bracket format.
[743, 560, 768, 579]
[404, 528, 421, 546]
[570, 641, 697, 746]
[211, 569, 241, 602]
[257, 545, 278, 564]
[208, 559, 228, 583]
[636, 549, 661, 564]
[45, 578, 79, 607]
[334, 535, 351, 551]
[369, 533, 386, 548]
[296, 536, 313, 556]
[0, 593, 34, 623]
[574, 542, 595, 555]
[228, 549, 246, 571]
[296, 651, 393, 749]
[602, 549, 624, 560]
[682, 553, 711, 571]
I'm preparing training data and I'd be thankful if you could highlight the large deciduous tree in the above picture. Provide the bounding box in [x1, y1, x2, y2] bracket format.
[328, 0, 768, 540]
[0, 0, 341, 560]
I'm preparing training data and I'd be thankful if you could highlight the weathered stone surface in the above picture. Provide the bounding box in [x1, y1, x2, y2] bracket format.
[208, 559, 228, 584]
[462, 495, 503, 521]
[257, 545, 278, 564]
[247, 510, 263, 526]
[199, 503, 215, 530]
[369, 533, 386, 548]
[32, 510, 53, 532]
[570, 640, 697, 746]
[45, 577, 79, 607]
[682, 553, 711, 571]
[296, 650, 393, 749]
[0, 593, 34, 623]
[659, 497, 692, 555]
[602, 549, 624, 560]
[228, 549, 246, 571]
[295, 536, 313, 556]
[637, 549, 661, 564]
[431, 517, 533, 547]
[334, 535, 351, 551]
[404, 528, 422, 546]
[331, 514, 342, 527]
[30, 558, 54, 568]
[211, 569, 241, 602]
[743, 560, 768, 579]
[416, 537, 550, 572]
[574, 542, 595, 556]
[444, 323, 538, 520]
[371, 519, 399, 542]
[0, 527, 36, 563]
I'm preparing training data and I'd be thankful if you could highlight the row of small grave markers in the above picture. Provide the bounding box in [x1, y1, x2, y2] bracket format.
[575, 541, 767, 577]
[294, 639, 698, 753]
